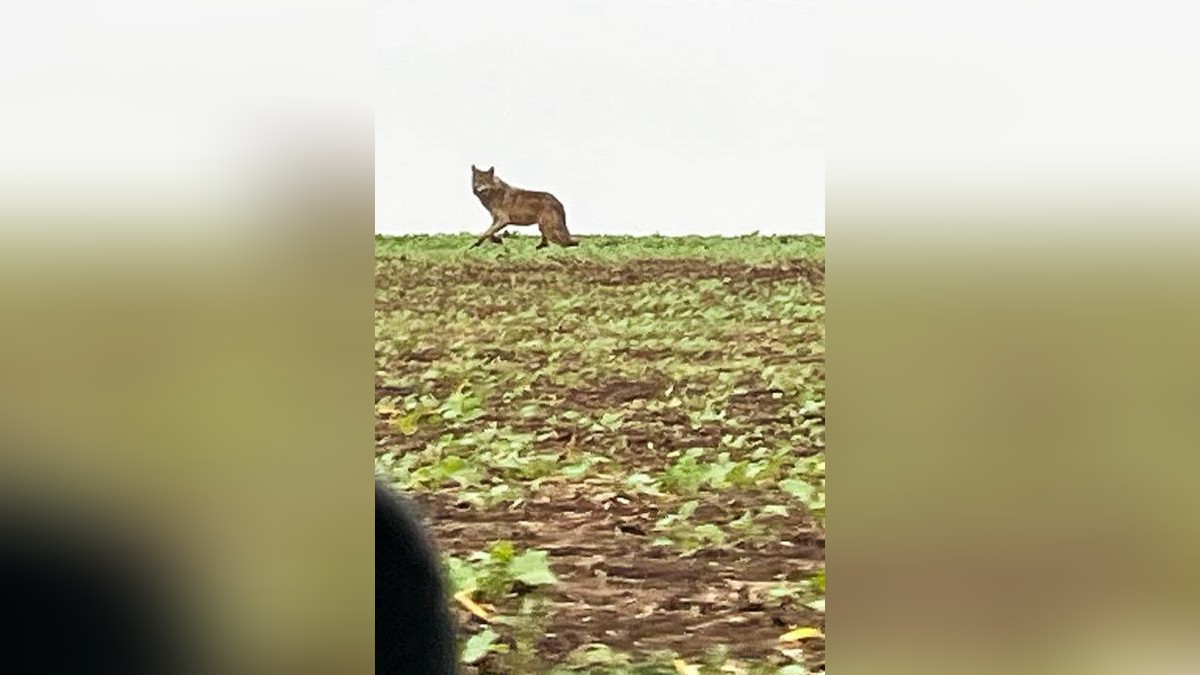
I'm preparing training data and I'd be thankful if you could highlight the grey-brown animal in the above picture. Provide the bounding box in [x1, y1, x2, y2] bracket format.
[470, 166, 579, 249]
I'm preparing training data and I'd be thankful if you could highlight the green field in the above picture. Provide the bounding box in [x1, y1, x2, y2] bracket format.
[375, 233, 825, 674]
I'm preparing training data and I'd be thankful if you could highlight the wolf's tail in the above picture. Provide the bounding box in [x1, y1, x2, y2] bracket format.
[540, 205, 580, 247]
[541, 203, 579, 247]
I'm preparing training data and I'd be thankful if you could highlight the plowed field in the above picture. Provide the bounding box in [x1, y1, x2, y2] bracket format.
[376, 234, 825, 674]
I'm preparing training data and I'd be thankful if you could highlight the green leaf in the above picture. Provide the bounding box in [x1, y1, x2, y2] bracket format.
[445, 557, 478, 594]
[768, 583, 803, 600]
[780, 478, 816, 501]
[761, 504, 790, 518]
[693, 523, 726, 546]
[676, 500, 700, 520]
[572, 643, 622, 666]
[508, 549, 558, 586]
[623, 472, 661, 494]
[809, 569, 825, 594]
[461, 628, 498, 664]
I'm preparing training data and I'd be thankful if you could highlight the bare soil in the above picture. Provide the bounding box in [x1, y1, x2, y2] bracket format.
[376, 254, 825, 669]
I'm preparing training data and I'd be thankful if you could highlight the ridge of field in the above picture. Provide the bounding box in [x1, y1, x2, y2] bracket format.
[376, 232, 824, 262]
[375, 234, 825, 674]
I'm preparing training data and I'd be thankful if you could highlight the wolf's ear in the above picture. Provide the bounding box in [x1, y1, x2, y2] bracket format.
[486, 166, 494, 175]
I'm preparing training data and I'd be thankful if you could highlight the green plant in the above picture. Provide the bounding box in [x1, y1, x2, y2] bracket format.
[447, 540, 558, 604]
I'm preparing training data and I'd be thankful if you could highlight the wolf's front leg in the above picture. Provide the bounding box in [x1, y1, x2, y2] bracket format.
[471, 219, 507, 248]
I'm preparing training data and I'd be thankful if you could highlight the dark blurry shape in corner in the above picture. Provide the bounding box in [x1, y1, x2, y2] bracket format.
[375, 479, 459, 675]
[0, 479, 197, 675]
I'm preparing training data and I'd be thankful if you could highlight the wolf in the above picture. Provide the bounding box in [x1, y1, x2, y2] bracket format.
[470, 165, 580, 249]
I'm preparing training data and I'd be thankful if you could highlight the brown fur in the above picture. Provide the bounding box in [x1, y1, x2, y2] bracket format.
[470, 166, 579, 249]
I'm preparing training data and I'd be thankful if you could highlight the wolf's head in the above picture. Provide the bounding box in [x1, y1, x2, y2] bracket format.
[471, 165, 496, 195]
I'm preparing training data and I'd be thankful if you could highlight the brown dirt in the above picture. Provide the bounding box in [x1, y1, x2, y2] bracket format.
[415, 485, 824, 662]
[376, 255, 825, 669]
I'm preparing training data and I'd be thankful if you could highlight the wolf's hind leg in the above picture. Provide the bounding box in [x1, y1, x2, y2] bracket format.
[535, 220, 555, 249]
[538, 217, 573, 248]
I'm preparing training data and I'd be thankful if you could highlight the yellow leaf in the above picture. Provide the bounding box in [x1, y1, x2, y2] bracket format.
[454, 591, 493, 623]
[393, 410, 422, 435]
[672, 659, 701, 675]
[779, 626, 824, 642]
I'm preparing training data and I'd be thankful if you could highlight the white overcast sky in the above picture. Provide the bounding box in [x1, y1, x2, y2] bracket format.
[376, 0, 824, 237]
[5, 0, 1198, 242]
